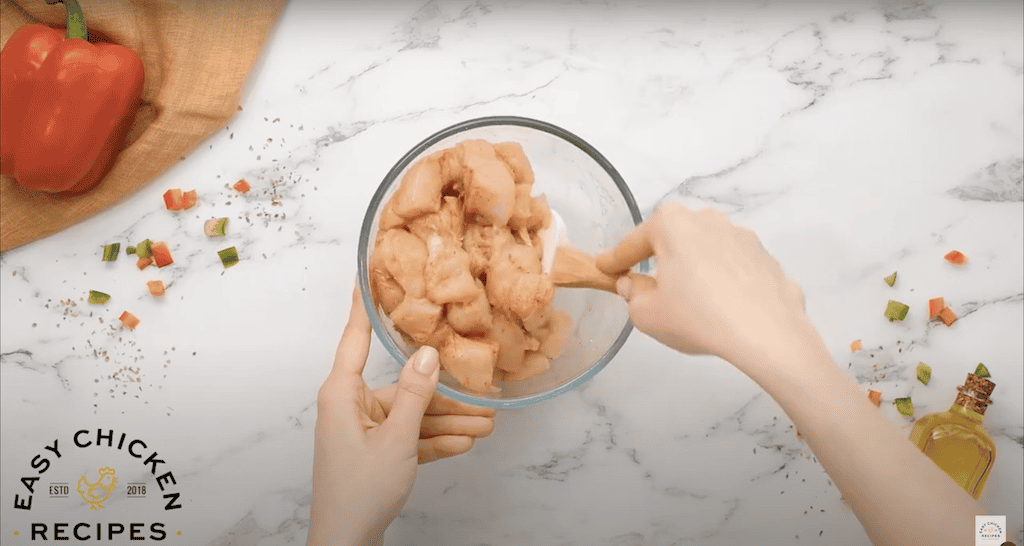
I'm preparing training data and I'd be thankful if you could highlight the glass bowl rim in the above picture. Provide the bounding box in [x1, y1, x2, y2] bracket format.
[358, 115, 645, 408]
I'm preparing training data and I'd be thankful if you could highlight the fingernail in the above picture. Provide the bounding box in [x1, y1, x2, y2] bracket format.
[413, 346, 439, 376]
[616, 276, 632, 300]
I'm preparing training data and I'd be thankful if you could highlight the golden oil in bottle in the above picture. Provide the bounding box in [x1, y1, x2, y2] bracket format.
[909, 373, 996, 499]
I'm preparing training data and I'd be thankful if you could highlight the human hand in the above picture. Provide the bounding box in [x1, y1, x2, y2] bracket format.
[308, 287, 495, 546]
[596, 203, 813, 367]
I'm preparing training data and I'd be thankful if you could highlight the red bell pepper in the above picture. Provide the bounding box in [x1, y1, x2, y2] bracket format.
[0, 0, 144, 194]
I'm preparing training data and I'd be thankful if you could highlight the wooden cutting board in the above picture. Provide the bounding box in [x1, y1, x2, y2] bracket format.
[0, 0, 288, 252]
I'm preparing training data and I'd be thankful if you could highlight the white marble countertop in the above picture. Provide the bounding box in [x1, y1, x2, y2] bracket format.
[2, 1, 1022, 544]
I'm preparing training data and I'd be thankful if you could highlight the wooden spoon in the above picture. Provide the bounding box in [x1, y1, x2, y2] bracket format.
[550, 246, 620, 293]
[540, 208, 620, 293]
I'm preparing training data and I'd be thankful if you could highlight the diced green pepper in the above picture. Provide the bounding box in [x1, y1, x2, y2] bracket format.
[884, 300, 909, 321]
[88, 290, 111, 304]
[136, 239, 153, 259]
[101, 243, 120, 262]
[894, 397, 914, 417]
[974, 363, 990, 378]
[916, 363, 931, 385]
[884, 272, 897, 287]
[126, 246, 137, 255]
[218, 247, 239, 269]
[204, 218, 228, 237]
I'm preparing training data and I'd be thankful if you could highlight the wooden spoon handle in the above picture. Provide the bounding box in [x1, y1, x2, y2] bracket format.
[550, 246, 620, 293]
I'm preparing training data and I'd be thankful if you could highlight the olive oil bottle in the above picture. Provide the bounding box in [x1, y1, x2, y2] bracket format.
[909, 373, 996, 499]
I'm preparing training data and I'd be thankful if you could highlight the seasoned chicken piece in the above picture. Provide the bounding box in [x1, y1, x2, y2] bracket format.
[464, 225, 513, 278]
[462, 143, 515, 226]
[502, 351, 550, 381]
[440, 333, 500, 393]
[375, 229, 428, 298]
[390, 296, 443, 344]
[370, 267, 405, 315]
[424, 321, 456, 350]
[408, 196, 464, 244]
[508, 184, 535, 230]
[494, 141, 535, 186]
[523, 307, 573, 359]
[433, 148, 465, 191]
[490, 239, 542, 275]
[425, 235, 479, 305]
[457, 139, 499, 162]
[486, 263, 554, 321]
[378, 198, 406, 231]
[527, 194, 552, 231]
[447, 279, 492, 335]
[392, 156, 445, 219]
[490, 312, 539, 373]
[464, 160, 515, 227]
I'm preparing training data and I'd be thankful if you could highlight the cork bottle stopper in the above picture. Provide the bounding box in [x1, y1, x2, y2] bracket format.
[955, 373, 996, 415]
[963, 373, 996, 399]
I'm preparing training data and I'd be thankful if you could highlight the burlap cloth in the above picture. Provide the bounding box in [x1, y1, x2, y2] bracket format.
[0, 0, 288, 252]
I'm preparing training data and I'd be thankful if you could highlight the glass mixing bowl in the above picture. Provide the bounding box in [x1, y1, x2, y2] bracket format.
[358, 116, 645, 408]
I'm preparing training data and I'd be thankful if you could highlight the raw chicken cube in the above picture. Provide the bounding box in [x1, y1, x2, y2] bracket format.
[392, 156, 445, 219]
[508, 184, 535, 230]
[464, 225, 514, 278]
[371, 267, 405, 315]
[457, 139, 499, 162]
[424, 321, 456, 350]
[527, 194, 552, 231]
[440, 333, 500, 393]
[490, 240, 542, 275]
[494, 141, 535, 186]
[447, 280, 492, 335]
[378, 199, 406, 231]
[523, 307, 573, 359]
[502, 351, 550, 381]
[390, 296, 443, 344]
[408, 196, 464, 244]
[425, 235, 479, 304]
[464, 158, 516, 226]
[486, 263, 554, 321]
[490, 312, 539, 373]
[375, 229, 428, 298]
[463, 224, 494, 278]
[433, 148, 465, 191]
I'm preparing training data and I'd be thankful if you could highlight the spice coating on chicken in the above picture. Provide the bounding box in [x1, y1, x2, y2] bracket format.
[392, 155, 445, 219]
[374, 228, 428, 298]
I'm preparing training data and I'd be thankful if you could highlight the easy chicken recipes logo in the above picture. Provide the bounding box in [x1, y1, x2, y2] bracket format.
[9, 428, 186, 542]
[78, 467, 118, 510]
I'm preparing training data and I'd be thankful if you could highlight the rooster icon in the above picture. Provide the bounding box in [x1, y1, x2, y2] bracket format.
[77, 467, 117, 510]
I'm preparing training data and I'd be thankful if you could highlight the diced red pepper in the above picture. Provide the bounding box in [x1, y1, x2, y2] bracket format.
[928, 297, 945, 320]
[136, 257, 152, 270]
[151, 242, 173, 268]
[233, 179, 251, 193]
[937, 307, 957, 326]
[182, 190, 198, 210]
[850, 339, 863, 352]
[119, 311, 140, 330]
[868, 390, 882, 407]
[944, 250, 968, 265]
[147, 280, 165, 296]
[163, 189, 183, 210]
